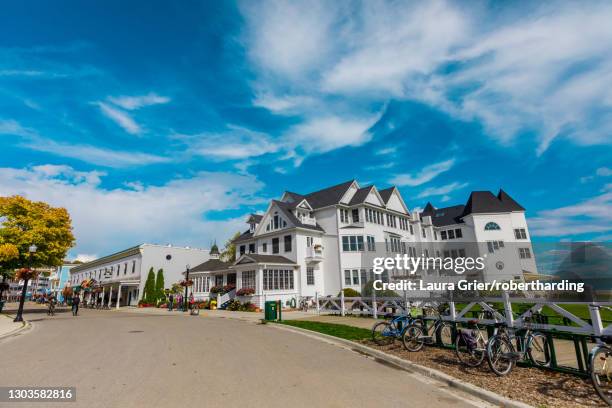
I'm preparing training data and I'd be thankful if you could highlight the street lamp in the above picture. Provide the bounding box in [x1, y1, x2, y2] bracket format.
[14, 244, 37, 322]
[183, 264, 190, 312]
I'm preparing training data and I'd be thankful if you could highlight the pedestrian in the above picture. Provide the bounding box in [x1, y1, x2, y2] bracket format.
[72, 294, 80, 316]
[177, 294, 183, 311]
[168, 293, 174, 311]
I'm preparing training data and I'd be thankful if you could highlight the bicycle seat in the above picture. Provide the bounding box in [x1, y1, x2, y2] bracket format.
[493, 322, 507, 328]
[467, 319, 478, 325]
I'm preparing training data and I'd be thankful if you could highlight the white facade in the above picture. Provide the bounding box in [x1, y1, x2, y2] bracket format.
[69, 244, 210, 307]
[205, 181, 537, 307]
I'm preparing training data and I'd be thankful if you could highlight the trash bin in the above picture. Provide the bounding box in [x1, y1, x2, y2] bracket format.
[0, 300, 5, 313]
[265, 300, 278, 321]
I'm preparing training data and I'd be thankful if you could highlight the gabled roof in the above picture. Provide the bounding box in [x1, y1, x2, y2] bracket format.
[234, 230, 254, 243]
[273, 200, 324, 232]
[497, 189, 525, 211]
[234, 254, 296, 265]
[301, 180, 355, 209]
[190, 258, 230, 273]
[461, 191, 512, 217]
[348, 185, 375, 205]
[421, 204, 466, 227]
[247, 213, 263, 223]
[378, 187, 394, 204]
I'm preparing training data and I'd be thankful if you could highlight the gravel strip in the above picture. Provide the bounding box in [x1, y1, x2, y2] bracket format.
[361, 340, 604, 408]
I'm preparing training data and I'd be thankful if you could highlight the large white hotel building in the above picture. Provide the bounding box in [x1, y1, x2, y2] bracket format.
[188, 180, 537, 307]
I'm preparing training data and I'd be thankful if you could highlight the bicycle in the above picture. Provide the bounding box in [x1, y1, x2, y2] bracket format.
[455, 318, 489, 367]
[486, 317, 550, 376]
[589, 334, 612, 405]
[402, 306, 454, 352]
[372, 313, 418, 346]
[47, 301, 56, 316]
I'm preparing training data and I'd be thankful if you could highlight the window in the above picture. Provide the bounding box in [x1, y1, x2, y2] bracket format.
[458, 249, 466, 258]
[340, 209, 349, 223]
[272, 238, 279, 254]
[448, 229, 455, 239]
[284, 235, 292, 252]
[440, 230, 447, 240]
[344, 270, 351, 285]
[263, 269, 294, 290]
[241, 270, 256, 289]
[422, 228, 426, 239]
[352, 269, 359, 285]
[132, 261, 136, 274]
[306, 267, 315, 285]
[455, 229, 462, 238]
[124, 263, 127, 275]
[434, 231, 438, 240]
[262, 243, 267, 253]
[518, 247, 532, 259]
[514, 228, 527, 239]
[485, 222, 501, 231]
[360, 269, 367, 286]
[215, 275, 223, 287]
[116, 266, 119, 276]
[409, 224, 414, 235]
[367, 236, 376, 251]
[239, 245, 246, 256]
[306, 236, 313, 247]
[487, 240, 505, 253]
[388, 236, 401, 253]
[352, 208, 360, 223]
[342, 236, 364, 251]
[248, 243, 255, 254]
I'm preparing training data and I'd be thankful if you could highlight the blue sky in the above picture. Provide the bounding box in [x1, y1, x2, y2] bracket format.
[0, 0, 611, 259]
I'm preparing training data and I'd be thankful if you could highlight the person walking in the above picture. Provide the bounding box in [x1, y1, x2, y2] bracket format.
[71, 294, 80, 316]
[168, 293, 174, 311]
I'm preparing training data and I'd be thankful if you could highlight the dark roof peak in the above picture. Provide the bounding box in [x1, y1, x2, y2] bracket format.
[378, 186, 395, 203]
[497, 189, 525, 211]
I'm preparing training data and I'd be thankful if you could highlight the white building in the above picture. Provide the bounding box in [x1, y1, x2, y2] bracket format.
[189, 180, 537, 308]
[69, 244, 210, 307]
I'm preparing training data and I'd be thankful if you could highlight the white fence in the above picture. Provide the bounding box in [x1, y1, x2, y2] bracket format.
[314, 291, 612, 336]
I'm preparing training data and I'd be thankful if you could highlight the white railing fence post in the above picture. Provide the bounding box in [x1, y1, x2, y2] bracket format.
[372, 291, 378, 319]
[590, 304, 604, 337]
[449, 301, 457, 322]
[502, 291, 514, 328]
[340, 290, 345, 316]
[315, 291, 320, 315]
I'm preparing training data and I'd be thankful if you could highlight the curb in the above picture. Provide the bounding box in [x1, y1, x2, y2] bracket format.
[0, 314, 32, 341]
[270, 323, 532, 408]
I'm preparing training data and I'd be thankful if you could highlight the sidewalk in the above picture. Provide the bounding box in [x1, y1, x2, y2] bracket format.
[0, 312, 26, 339]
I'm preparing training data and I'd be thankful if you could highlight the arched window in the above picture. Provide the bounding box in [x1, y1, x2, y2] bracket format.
[484, 222, 501, 231]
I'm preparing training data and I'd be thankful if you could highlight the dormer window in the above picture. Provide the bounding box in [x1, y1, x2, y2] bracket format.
[249, 223, 256, 233]
[266, 212, 287, 232]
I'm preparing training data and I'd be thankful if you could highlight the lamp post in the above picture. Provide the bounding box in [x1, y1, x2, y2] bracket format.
[14, 244, 37, 323]
[184, 264, 190, 312]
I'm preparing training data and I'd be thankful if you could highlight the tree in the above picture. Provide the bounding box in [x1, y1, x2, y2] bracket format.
[155, 269, 165, 302]
[220, 231, 242, 263]
[0, 243, 19, 300]
[143, 267, 156, 304]
[0, 196, 75, 321]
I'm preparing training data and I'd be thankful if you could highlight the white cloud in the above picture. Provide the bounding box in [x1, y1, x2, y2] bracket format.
[0, 119, 36, 137]
[389, 159, 455, 187]
[107, 93, 170, 110]
[96, 102, 141, 134]
[529, 191, 612, 237]
[20, 137, 171, 168]
[253, 92, 315, 114]
[241, 0, 612, 155]
[178, 125, 279, 161]
[0, 165, 265, 256]
[416, 181, 468, 199]
[285, 115, 378, 156]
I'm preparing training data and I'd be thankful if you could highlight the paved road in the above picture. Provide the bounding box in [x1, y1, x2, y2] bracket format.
[0, 307, 492, 408]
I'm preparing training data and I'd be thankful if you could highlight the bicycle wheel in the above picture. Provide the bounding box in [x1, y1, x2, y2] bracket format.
[487, 335, 515, 376]
[455, 331, 486, 367]
[372, 322, 394, 346]
[527, 332, 550, 367]
[437, 322, 454, 347]
[591, 346, 612, 406]
[402, 324, 425, 352]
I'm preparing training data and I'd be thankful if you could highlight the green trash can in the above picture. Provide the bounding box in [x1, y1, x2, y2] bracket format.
[265, 301, 278, 321]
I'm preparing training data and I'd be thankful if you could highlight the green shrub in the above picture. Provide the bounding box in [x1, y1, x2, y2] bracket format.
[226, 299, 241, 311]
[338, 288, 361, 297]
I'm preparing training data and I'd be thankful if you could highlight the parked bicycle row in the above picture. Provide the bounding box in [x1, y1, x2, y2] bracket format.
[371, 306, 612, 406]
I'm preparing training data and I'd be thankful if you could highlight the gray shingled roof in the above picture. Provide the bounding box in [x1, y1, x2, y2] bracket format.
[273, 200, 325, 232]
[348, 185, 374, 205]
[300, 180, 355, 209]
[421, 204, 466, 227]
[497, 189, 525, 211]
[378, 187, 394, 204]
[190, 258, 230, 273]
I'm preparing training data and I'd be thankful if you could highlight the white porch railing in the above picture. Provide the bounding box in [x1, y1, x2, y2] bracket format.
[216, 288, 236, 308]
[314, 291, 612, 336]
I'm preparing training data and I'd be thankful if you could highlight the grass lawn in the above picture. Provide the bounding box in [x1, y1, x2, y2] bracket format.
[277, 320, 372, 341]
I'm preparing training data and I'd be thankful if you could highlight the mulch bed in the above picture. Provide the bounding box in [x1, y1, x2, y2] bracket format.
[361, 339, 605, 407]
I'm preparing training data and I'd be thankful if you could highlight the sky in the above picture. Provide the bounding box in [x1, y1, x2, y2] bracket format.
[0, 0, 611, 260]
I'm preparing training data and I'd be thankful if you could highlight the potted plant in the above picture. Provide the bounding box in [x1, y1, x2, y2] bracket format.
[236, 287, 255, 296]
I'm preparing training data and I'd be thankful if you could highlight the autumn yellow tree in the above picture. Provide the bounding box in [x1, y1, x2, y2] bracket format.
[0, 196, 75, 321]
